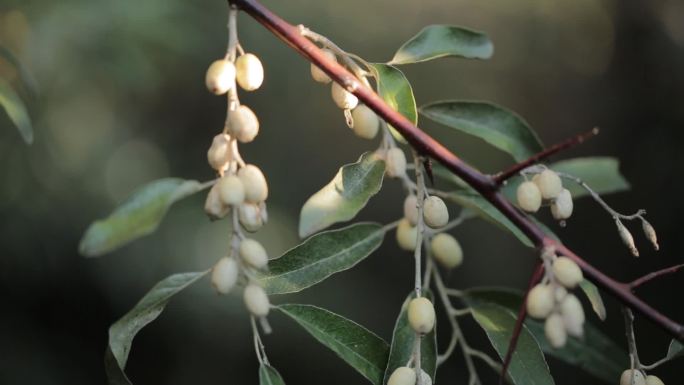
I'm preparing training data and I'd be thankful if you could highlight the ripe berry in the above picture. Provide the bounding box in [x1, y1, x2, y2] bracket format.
[560, 294, 585, 338]
[227, 105, 260, 143]
[534, 169, 563, 199]
[243, 283, 270, 317]
[419, 370, 433, 385]
[211, 257, 238, 294]
[205, 183, 230, 220]
[554, 286, 568, 302]
[430, 233, 463, 269]
[646, 375, 665, 385]
[387, 367, 416, 385]
[408, 297, 436, 334]
[403, 195, 419, 225]
[239, 238, 268, 269]
[385, 148, 407, 178]
[552, 257, 583, 289]
[235, 53, 264, 91]
[207, 133, 231, 171]
[396, 218, 418, 251]
[205, 59, 236, 95]
[218, 175, 245, 206]
[551, 188, 573, 220]
[239, 203, 265, 232]
[620, 369, 646, 385]
[544, 313, 567, 349]
[238, 164, 268, 203]
[517, 181, 542, 213]
[423, 196, 449, 228]
[351, 105, 379, 139]
[526, 284, 554, 319]
[331, 82, 358, 109]
[311, 49, 336, 83]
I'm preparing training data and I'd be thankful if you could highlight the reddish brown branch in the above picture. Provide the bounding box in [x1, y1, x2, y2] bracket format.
[493, 127, 600, 185]
[228, 0, 684, 344]
[628, 263, 684, 290]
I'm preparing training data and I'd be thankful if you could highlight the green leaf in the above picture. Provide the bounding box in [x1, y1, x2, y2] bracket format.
[666, 339, 684, 360]
[390, 25, 493, 65]
[383, 291, 437, 385]
[261, 223, 385, 295]
[0, 79, 33, 144]
[79, 178, 206, 257]
[369, 63, 417, 143]
[105, 271, 208, 385]
[550, 157, 630, 197]
[277, 304, 389, 384]
[465, 287, 627, 384]
[0, 45, 39, 98]
[420, 101, 543, 162]
[259, 364, 286, 385]
[299, 153, 385, 238]
[578, 279, 607, 321]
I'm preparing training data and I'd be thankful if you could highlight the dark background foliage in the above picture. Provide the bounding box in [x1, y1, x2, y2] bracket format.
[1, 0, 683, 384]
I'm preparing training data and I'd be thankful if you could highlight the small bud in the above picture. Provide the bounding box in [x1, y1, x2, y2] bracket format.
[240, 239, 268, 270]
[641, 220, 659, 251]
[408, 297, 436, 334]
[205, 59, 236, 95]
[430, 233, 463, 269]
[544, 313, 567, 348]
[396, 218, 418, 251]
[551, 188, 573, 220]
[331, 82, 358, 109]
[243, 283, 270, 317]
[646, 375, 665, 385]
[403, 195, 419, 225]
[207, 133, 231, 172]
[423, 196, 449, 228]
[387, 367, 416, 385]
[517, 181, 542, 213]
[227, 105, 260, 143]
[527, 284, 554, 319]
[552, 257, 583, 289]
[533, 169, 563, 199]
[616, 220, 639, 257]
[311, 49, 336, 83]
[385, 148, 407, 178]
[560, 294, 585, 338]
[350, 105, 379, 139]
[218, 175, 245, 206]
[204, 183, 230, 220]
[620, 369, 646, 385]
[239, 203, 264, 232]
[211, 257, 239, 294]
[235, 53, 264, 91]
[238, 164, 268, 203]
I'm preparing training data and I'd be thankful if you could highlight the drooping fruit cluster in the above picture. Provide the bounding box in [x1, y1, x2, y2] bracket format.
[527, 250, 585, 348]
[620, 369, 665, 385]
[517, 169, 573, 222]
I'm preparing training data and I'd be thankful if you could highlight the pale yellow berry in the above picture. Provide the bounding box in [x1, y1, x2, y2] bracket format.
[387, 367, 416, 385]
[243, 283, 270, 317]
[423, 196, 449, 228]
[331, 82, 358, 109]
[534, 169, 563, 199]
[351, 105, 379, 139]
[240, 238, 268, 269]
[403, 195, 419, 225]
[211, 257, 238, 294]
[396, 218, 418, 251]
[408, 297, 436, 334]
[646, 375, 665, 385]
[620, 369, 646, 385]
[386, 148, 407, 178]
[238, 164, 268, 203]
[527, 284, 554, 319]
[239, 203, 264, 232]
[551, 188, 573, 220]
[207, 133, 231, 171]
[554, 286, 568, 302]
[311, 49, 336, 83]
[235, 53, 264, 91]
[205, 59, 236, 95]
[560, 294, 585, 338]
[430, 233, 463, 269]
[552, 257, 583, 289]
[544, 313, 567, 349]
[517, 181, 542, 212]
[227, 105, 260, 143]
[419, 370, 433, 385]
[204, 183, 230, 220]
[218, 175, 245, 206]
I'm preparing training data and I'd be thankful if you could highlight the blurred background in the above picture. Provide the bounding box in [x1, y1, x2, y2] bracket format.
[1, 0, 683, 384]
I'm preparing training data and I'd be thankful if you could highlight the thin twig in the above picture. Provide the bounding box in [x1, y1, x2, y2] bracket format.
[629, 264, 684, 290]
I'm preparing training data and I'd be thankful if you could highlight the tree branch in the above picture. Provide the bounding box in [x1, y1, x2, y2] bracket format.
[628, 263, 684, 290]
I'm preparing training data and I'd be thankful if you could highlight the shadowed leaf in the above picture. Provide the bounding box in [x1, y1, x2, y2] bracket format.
[0, 79, 32, 144]
[390, 24, 493, 64]
[370, 63, 417, 143]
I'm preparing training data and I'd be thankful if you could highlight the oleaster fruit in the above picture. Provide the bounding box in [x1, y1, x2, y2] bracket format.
[387, 366, 417, 385]
[620, 369, 647, 385]
[544, 313, 567, 349]
[527, 284, 554, 319]
[430, 233, 463, 269]
[403, 194, 419, 226]
[407, 297, 436, 334]
[205, 183, 230, 220]
[310, 48, 336, 83]
[385, 147, 407, 178]
[207, 133, 231, 172]
[551, 188, 573, 220]
[238, 202, 265, 232]
[423, 195, 449, 228]
[552, 256, 583, 289]
[205, 59, 236, 95]
[517, 180, 542, 213]
[237, 164, 268, 203]
[226, 104, 260, 143]
[243, 283, 270, 317]
[350, 104, 380, 139]
[331, 81, 358, 109]
[239, 238, 268, 270]
[646, 375, 665, 385]
[560, 294, 585, 337]
[533, 169, 563, 199]
[396, 218, 418, 251]
[218, 175, 246, 206]
[211, 257, 239, 294]
[235, 53, 264, 91]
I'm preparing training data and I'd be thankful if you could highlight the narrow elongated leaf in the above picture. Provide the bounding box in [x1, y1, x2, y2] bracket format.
[299, 153, 385, 238]
[0, 79, 32, 144]
[390, 25, 493, 65]
[259, 364, 286, 385]
[383, 291, 437, 385]
[420, 101, 543, 162]
[278, 304, 389, 384]
[370, 63, 417, 143]
[579, 279, 607, 321]
[0, 45, 39, 98]
[79, 178, 206, 257]
[465, 287, 627, 384]
[261, 223, 385, 295]
[106, 271, 208, 385]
